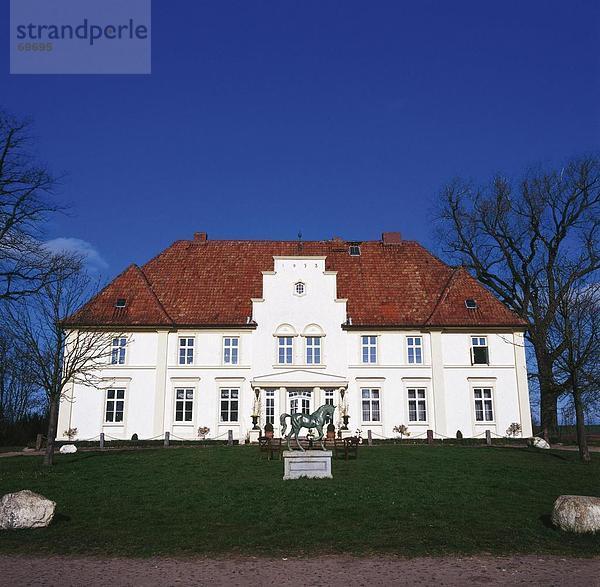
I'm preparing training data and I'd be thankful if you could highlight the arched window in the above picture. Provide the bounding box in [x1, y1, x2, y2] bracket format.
[302, 324, 325, 365]
[274, 324, 297, 364]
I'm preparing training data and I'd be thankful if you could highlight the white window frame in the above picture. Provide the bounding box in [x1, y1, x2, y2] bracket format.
[470, 336, 489, 365]
[264, 389, 276, 425]
[223, 336, 239, 365]
[174, 388, 194, 423]
[305, 336, 322, 365]
[324, 389, 334, 406]
[104, 388, 126, 424]
[406, 336, 423, 365]
[289, 390, 311, 415]
[220, 388, 239, 422]
[277, 336, 294, 364]
[361, 388, 381, 422]
[361, 335, 377, 364]
[111, 337, 127, 365]
[473, 387, 495, 422]
[294, 281, 306, 296]
[407, 388, 428, 423]
[178, 337, 195, 365]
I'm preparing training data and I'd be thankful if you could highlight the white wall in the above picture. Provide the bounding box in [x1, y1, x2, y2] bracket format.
[58, 257, 532, 442]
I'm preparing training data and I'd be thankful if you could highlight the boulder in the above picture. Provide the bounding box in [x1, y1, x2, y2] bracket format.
[531, 437, 550, 449]
[0, 490, 56, 530]
[552, 495, 600, 534]
[59, 444, 77, 454]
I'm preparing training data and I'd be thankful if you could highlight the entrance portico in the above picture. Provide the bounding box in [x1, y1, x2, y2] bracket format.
[252, 369, 348, 433]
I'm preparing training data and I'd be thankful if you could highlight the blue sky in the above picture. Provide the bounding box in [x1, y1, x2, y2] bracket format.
[2, 0, 599, 278]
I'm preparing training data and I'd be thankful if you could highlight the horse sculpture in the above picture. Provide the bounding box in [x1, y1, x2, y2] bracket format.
[280, 404, 336, 451]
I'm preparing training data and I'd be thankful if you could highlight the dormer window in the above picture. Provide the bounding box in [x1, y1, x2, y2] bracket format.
[349, 243, 361, 256]
[294, 282, 306, 296]
[465, 299, 478, 309]
[115, 298, 127, 308]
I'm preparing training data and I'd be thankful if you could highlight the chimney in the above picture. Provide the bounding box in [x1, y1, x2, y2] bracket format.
[193, 232, 208, 242]
[382, 232, 402, 245]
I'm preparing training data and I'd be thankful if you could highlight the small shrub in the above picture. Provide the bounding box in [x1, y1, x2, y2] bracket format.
[63, 427, 78, 441]
[506, 422, 522, 438]
[131, 433, 139, 441]
[393, 424, 410, 440]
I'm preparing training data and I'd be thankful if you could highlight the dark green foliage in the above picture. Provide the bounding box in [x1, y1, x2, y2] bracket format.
[0, 446, 598, 557]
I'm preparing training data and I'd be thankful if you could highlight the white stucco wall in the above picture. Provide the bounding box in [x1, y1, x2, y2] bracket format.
[58, 256, 532, 442]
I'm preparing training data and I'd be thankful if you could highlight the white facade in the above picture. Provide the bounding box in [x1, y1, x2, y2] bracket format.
[58, 256, 532, 442]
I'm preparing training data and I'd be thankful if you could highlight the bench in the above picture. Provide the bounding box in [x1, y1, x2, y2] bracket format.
[258, 436, 283, 460]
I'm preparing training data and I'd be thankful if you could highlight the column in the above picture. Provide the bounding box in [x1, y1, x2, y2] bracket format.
[278, 386, 287, 433]
[153, 330, 169, 436]
[430, 330, 447, 437]
[313, 386, 322, 408]
[513, 331, 533, 437]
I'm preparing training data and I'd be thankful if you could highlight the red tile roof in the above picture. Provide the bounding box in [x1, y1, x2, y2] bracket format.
[67, 236, 526, 329]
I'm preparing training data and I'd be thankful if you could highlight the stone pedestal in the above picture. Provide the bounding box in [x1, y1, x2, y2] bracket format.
[283, 450, 332, 480]
[249, 430, 261, 443]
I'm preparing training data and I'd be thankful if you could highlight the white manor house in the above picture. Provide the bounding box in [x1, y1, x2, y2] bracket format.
[58, 232, 533, 442]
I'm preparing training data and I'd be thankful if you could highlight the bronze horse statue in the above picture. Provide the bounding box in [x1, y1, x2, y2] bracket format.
[280, 404, 336, 451]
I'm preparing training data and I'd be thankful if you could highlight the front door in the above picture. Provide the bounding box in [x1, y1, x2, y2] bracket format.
[289, 390, 311, 415]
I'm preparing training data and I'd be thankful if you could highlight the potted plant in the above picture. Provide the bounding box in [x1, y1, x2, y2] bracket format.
[251, 392, 261, 430]
[264, 422, 274, 439]
[63, 427, 78, 441]
[393, 424, 410, 442]
[506, 422, 522, 438]
[197, 426, 210, 440]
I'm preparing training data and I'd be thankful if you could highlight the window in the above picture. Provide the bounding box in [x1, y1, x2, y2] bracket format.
[407, 336, 423, 364]
[465, 298, 478, 309]
[175, 388, 194, 422]
[105, 389, 125, 423]
[474, 388, 494, 421]
[278, 336, 293, 364]
[115, 298, 126, 308]
[408, 388, 427, 422]
[361, 336, 377, 363]
[265, 390, 275, 425]
[223, 337, 239, 365]
[306, 337, 321, 364]
[361, 388, 380, 422]
[290, 391, 310, 415]
[471, 336, 489, 365]
[349, 243, 361, 256]
[294, 282, 305, 295]
[220, 389, 239, 422]
[178, 337, 194, 365]
[111, 337, 127, 365]
[324, 389, 334, 406]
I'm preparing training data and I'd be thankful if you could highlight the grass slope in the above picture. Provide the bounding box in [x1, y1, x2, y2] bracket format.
[0, 446, 598, 557]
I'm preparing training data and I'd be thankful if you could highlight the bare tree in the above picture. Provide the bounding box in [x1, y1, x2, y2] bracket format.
[551, 283, 599, 462]
[437, 156, 600, 440]
[0, 326, 43, 426]
[0, 109, 73, 301]
[2, 255, 126, 465]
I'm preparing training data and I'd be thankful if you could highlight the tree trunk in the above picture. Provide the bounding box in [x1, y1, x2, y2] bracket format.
[43, 395, 59, 466]
[536, 353, 559, 440]
[572, 388, 591, 463]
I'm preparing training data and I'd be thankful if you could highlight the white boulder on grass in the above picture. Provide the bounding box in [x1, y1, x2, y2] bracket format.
[0, 490, 56, 530]
[552, 495, 600, 534]
[59, 444, 77, 454]
[531, 437, 551, 449]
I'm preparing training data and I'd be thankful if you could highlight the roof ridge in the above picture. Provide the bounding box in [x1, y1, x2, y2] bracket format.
[132, 265, 174, 325]
[425, 266, 461, 325]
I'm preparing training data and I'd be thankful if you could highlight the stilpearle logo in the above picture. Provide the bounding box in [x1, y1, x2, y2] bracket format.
[10, 0, 151, 74]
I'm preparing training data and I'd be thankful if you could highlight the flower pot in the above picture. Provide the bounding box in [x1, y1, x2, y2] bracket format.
[342, 415, 350, 430]
[251, 415, 260, 430]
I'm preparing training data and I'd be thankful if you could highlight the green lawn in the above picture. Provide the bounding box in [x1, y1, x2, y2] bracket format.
[0, 445, 598, 557]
